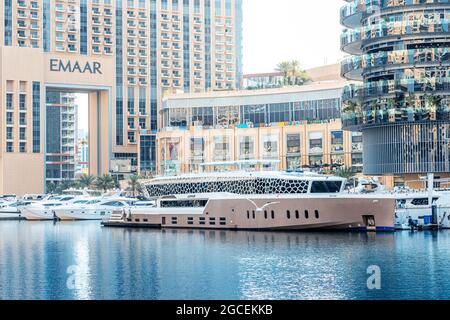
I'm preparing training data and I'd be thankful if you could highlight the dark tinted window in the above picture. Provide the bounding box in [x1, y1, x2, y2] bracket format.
[310, 181, 342, 193]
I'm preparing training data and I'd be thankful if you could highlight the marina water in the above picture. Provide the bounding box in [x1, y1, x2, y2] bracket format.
[1, 220, 450, 300]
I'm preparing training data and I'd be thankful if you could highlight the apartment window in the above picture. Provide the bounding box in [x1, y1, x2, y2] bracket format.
[6, 127, 13, 140]
[139, 118, 146, 129]
[6, 142, 14, 153]
[6, 112, 14, 125]
[19, 94, 26, 110]
[20, 113, 26, 125]
[19, 142, 26, 153]
[6, 93, 13, 110]
[20, 127, 26, 140]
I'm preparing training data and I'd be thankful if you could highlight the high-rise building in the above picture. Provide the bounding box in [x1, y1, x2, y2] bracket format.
[0, 0, 243, 195]
[340, 0, 450, 184]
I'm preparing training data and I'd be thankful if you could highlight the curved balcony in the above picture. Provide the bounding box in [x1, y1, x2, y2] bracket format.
[341, 47, 450, 81]
[342, 106, 450, 131]
[341, 18, 450, 55]
[341, 0, 450, 29]
[342, 77, 450, 102]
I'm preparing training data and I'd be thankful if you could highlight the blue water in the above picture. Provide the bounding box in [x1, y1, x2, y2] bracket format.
[1, 220, 450, 300]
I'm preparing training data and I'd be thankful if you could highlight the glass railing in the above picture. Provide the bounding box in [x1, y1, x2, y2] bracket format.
[341, 47, 450, 77]
[343, 77, 450, 101]
[342, 106, 450, 129]
[341, 0, 450, 25]
[341, 18, 450, 50]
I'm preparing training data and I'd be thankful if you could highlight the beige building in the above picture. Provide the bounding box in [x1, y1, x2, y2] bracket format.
[0, 0, 243, 195]
[157, 80, 368, 178]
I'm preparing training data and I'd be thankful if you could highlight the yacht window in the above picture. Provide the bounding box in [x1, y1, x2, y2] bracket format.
[271, 210, 275, 219]
[310, 181, 342, 193]
[411, 198, 438, 206]
[252, 211, 255, 219]
[295, 210, 299, 219]
[305, 210, 309, 219]
[264, 210, 268, 219]
[287, 210, 291, 219]
[247, 210, 250, 219]
[60, 197, 75, 201]
[315, 210, 319, 219]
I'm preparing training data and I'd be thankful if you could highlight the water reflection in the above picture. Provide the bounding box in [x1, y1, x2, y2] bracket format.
[1, 221, 450, 300]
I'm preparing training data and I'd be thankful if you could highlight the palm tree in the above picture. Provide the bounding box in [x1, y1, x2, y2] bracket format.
[276, 61, 291, 85]
[334, 166, 355, 179]
[95, 174, 115, 193]
[127, 175, 142, 197]
[78, 174, 96, 189]
[275, 60, 310, 86]
[60, 179, 75, 192]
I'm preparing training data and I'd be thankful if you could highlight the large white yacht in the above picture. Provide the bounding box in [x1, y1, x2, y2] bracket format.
[103, 170, 396, 232]
[54, 197, 138, 221]
[21, 195, 86, 220]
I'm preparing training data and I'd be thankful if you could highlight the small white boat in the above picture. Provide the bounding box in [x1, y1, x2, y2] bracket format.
[54, 198, 137, 221]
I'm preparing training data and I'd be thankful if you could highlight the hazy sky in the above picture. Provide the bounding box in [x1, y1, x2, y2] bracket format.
[243, 0, 345, 73]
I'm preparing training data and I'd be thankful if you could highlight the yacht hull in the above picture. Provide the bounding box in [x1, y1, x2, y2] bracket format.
[0, 211, 22, 220]
[55, 209, 112, 221]
[103, 195, 396, 231]
[21, 207, 55, 221]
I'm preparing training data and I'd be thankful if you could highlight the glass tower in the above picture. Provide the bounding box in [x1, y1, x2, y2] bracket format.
[341, 0, 450, 175]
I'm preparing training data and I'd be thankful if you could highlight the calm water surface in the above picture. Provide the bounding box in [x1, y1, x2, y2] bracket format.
[1, 220, 450, 300]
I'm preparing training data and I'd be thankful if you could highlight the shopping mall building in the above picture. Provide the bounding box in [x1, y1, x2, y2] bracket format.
[0, 0, 243, 195]
[157, 76, 367, 179]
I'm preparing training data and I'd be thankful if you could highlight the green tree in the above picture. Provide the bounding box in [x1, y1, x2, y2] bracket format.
[127, 175, 142, 197]
[78, 174, 96, 189]
[60, 179, 75, 192]
[334, 166, 355, 179]
[95, 174, 115, 193]
[276, 60, 310, 86]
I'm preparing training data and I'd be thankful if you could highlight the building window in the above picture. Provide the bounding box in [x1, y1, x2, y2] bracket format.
[315, 210, 319, 219]
[6, 93, 13, 109]
[305, 210, 309, 219]
[287, 210, 291, 219]
[6, 142, 14, 153]
[271, 210, 275, 219]
[239, 136, 254, 160]
[32, 82, 40, 153]
[295, 210, 299, 219]
[19, 94, 26, 110]
[264, 210, 268, 219]
[213, 136, 230, 161]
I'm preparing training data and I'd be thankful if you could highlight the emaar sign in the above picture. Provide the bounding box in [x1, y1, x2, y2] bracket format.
[49, 59, 103, 75]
